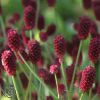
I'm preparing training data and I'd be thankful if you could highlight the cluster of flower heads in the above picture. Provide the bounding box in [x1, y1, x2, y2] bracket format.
[0, 0, 100, 100]
[83, 0, 100, 21]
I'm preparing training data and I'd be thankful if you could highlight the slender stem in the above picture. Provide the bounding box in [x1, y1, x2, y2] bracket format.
[12, 76, 21, 100]
[89, 88, 92, 100]
[79, 93, 84, 100]
[35, 0, 40, 29]
[29, 30, 33, 40]
[70, 40, 83, 91]
[16, 71, 24, 96]
[60, 62, 70, 100]
[60, 62, 68, 90]
[25, 73, 32, 100]
[0, 16, 6, 43]
[38, 82, 42, 100]
[55, 74, 60, 99]
[18, 51, 57, 99]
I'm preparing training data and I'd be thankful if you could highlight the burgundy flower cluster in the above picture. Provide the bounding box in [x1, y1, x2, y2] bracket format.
[28, 40, 41, 64]
[80, 66, 96, 92]
[88, 36, 100, 63]
[53, 35, 66, 60]
[82, 0, 100, 21]
[1, 50, 16, 76]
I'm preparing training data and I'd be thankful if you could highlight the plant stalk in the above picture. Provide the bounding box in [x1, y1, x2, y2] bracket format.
[79, 93, 84, 100]
[55, 74, 59, 99]
[12, 76, 21, 100]
[70, 40, 83, 91]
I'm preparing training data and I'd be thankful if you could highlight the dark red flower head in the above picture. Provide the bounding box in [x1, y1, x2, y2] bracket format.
[32, 92, 38, 100]
[82, 0, 92, 9]
[13, 12, 20, 21]
[53, 35, 66, 60]
[88, 37, 100, 63]
[1, 50, 16, 76]
[21, 0, 30, 7]
[39, 32, 48, 42]
[24, 5, 35, 30]
[38, 68, 49, 80]
[89, 21, 98, 38]
[21, 0, 37, 10]
[29, 0, 37, 11]
[28, 40, 41, 64]
[92, 0, 100, 21]
[38, 68, 56, 87]
[58, 84, 65, 95]
[7, 29, 21, 51]
[45, 74, 56, 88]
[38, 15, 45, 30]
[20, 73, 29, 89]
[73, 22, 79, 31]
[80, 66, 96, 92]
[46, 96, 54, 100]
[47, 0, 56, 7]
[46, 24, 56, 36]
[77, 16, 92, 40]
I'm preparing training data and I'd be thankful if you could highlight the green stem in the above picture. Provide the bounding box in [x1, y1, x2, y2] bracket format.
[12, 76, 21, 100]
[25, 73, 32, 100]
[0, 16, 6, 43]
[70, 40, 83, 91]
[0, 86, 1, 99]
[55, 74, 59, 99]
[61, 62, 68, 90]
[29, 30, 33, 40]
[38, 83, 42, 100]
[89, 88, 92, 100]
[18, 51, 57, 99]
[60, 62, 69, 100]
[79, 93, 84, 100]
[16, 71, 24, 99]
